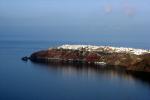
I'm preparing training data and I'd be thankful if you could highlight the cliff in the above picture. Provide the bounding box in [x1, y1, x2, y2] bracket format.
[27, 45, 150, 72]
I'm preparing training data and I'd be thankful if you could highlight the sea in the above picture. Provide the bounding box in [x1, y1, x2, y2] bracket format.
[0, 40, 150, 100]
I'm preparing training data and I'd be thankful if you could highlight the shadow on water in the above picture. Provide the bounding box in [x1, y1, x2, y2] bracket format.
[30, 61, 150, 86]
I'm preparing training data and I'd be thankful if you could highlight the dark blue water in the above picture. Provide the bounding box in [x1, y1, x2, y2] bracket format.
[0, 0, 150, 99]
[0, 40, 150, 100]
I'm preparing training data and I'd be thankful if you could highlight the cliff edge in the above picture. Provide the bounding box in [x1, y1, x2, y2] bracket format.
[27, 45, 150, 72]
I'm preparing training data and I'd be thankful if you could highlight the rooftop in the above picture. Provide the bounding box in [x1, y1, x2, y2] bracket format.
[56, 44, 150, 55]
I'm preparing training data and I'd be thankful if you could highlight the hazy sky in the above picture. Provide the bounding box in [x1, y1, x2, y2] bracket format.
[0, 0, 150, 43]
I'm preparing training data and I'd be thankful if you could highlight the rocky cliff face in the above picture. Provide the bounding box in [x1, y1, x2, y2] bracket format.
[29, 45, 150, 72]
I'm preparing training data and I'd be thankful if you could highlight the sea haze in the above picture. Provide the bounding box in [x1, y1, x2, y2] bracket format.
[0, 0, 150, 100]
[0, 0, 150, 45]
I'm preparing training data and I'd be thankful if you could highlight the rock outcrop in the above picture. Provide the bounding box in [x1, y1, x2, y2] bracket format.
[27, 45, 150, 72]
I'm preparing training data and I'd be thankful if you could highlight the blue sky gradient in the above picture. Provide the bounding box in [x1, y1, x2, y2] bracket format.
[0, 0, 150, 44]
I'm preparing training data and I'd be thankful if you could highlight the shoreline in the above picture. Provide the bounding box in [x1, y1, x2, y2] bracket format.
[23, 44, 150, 72]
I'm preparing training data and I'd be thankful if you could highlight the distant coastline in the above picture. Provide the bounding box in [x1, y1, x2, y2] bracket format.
[23, 45, 150, 72]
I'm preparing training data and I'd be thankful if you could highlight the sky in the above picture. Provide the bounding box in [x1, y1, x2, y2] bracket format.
[0, 0, 150, 44]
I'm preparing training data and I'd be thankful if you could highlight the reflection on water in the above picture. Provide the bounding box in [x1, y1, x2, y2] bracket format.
[31, 62, 150, 87]
[1, 40, 150, 100]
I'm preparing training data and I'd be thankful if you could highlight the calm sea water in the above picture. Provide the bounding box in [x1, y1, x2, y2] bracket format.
[0, 40, 150, 100]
